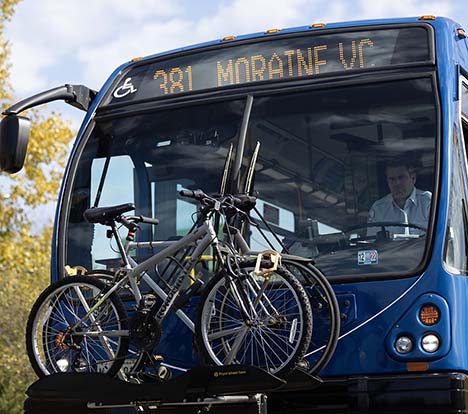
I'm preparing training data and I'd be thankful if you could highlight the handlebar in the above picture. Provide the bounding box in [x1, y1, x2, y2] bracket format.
[179, 189, 206, 200]
[179, 189, 256, 213]
[85, 188, 254, 230]
[128, 215, 160, 226]
[117, 214, 160, 230]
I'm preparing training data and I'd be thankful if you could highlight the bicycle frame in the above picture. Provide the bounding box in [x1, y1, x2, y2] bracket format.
[122, 218, 259, 329]
[71, 204, 293, 377]
[79, 219, 218, 332]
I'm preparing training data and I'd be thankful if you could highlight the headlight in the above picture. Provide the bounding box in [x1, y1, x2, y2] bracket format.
[421, 334, 440, 353]
[395, 335, 413, 354]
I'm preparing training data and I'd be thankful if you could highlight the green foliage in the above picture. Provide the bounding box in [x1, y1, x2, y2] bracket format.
[0, 1, 76, 413]
[0, 228, 53, 414]
[0, 0, 19, 103]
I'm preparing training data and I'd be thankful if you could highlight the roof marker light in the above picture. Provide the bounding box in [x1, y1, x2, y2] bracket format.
[310, 23, 326, 28]
[419, 15, 436, 20]
[457, 28, 467, 39]
[222, 35, 237, 41]
[131, 57, 144, 62]
[265, 28, 281, 34]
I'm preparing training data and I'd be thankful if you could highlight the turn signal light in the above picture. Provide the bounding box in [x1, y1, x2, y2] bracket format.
[419, 305, 440, 326]
[457, 28, 467, 39]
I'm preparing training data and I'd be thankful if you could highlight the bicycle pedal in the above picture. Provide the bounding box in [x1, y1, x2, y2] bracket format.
[139, 294, 157, 309]
[296, 359, 310, 371]
[133, 365, 172, 383]
[157, 365, 172, 381]
[132, 371, 162, 383]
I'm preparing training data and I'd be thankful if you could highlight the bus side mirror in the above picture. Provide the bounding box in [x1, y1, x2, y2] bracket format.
[0, 115, 31, 173]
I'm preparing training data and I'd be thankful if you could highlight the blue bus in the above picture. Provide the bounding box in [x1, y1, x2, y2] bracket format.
[4, 15, 468, 412]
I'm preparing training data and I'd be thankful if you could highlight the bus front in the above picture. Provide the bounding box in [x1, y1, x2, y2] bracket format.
[54, 16, 468, 409]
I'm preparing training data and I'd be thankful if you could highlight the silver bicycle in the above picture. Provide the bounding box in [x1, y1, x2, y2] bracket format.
[26, 189, 312, 379]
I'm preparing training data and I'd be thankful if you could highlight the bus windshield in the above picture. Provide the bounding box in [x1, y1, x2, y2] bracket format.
[66, 76, 437, 279]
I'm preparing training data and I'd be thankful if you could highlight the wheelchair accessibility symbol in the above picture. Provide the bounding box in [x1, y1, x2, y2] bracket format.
[113, 77, 137, 98]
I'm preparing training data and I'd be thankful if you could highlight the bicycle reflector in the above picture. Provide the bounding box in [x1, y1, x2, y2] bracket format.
[419, 305, 440, 326]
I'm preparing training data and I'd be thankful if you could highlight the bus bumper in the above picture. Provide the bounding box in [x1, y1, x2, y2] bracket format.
[269, 372, 468, 413]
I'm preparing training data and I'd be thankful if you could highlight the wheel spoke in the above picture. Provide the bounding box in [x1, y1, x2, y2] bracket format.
[28, 278, 128, 377]
[199, 267, 310, 376]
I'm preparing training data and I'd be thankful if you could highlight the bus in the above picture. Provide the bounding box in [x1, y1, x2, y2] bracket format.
[4, 15, 468, 413]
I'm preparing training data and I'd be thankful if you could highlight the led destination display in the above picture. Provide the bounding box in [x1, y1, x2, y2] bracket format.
[108, 26, 431, 104]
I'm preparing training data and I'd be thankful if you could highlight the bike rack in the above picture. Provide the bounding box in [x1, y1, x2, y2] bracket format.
[24, 364, 322, 414]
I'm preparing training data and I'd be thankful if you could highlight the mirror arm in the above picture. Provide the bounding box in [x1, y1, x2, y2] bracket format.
[2, 84, 98, 115]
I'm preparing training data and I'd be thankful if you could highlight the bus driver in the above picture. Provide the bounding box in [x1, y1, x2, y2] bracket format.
[367, 160, 431, 236]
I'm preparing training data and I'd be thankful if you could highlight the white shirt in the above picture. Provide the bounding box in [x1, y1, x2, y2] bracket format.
[367, 187, 432, 236]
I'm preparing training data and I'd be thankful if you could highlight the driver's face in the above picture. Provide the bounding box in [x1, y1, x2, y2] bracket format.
[386, 166, 416, 205]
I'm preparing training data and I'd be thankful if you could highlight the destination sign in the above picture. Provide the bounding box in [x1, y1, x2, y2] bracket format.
[107, 26, 431, 104]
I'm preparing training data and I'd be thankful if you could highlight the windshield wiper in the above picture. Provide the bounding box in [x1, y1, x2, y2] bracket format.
[230, 94, 254, 193]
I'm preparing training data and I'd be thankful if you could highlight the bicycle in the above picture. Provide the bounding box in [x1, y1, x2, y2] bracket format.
[226, 224, 340, 375]
[26, 189, 313, 379]
[224, 141, 341, 375]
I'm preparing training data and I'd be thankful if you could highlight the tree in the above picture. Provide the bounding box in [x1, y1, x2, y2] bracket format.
[0, 2, 75, 413]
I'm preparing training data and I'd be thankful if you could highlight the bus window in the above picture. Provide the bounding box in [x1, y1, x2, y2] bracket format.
[176, 184, 197, 236]
[65, 99, 245, 272]
[445, 77, 468, 274]
[462, 78, 468, 121]
[90, 156, 135, 207]
[88, 156, 135, 269]
[444, 126, 468, 274]
[249, 199, 295, 252]
[460, 77, 468, 172]
[244, 77, 437, 278]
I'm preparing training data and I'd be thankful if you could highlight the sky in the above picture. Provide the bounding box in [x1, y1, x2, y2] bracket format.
[5, 0, 468, 128]
[3, 0, 468, 225]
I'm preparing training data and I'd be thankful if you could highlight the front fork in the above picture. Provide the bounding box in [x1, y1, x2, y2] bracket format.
[215, 246, 282, 325]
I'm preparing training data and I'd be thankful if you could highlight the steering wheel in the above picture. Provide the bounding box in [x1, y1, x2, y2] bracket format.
[346, 221, 427, 242]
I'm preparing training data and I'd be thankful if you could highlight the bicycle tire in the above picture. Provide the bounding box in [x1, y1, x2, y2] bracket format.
[195, 264, 312, 377]
[26, 275, 129, 378]
[282, 260, 340, 374]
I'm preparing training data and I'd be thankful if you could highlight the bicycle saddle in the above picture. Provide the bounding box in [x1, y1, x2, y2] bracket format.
[83, 203, 135, 224]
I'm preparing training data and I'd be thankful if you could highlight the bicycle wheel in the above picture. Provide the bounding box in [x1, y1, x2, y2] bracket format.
[26, 275, 129, 378]
[195, 264, 312, 377]
[282, 260, 340, 374]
